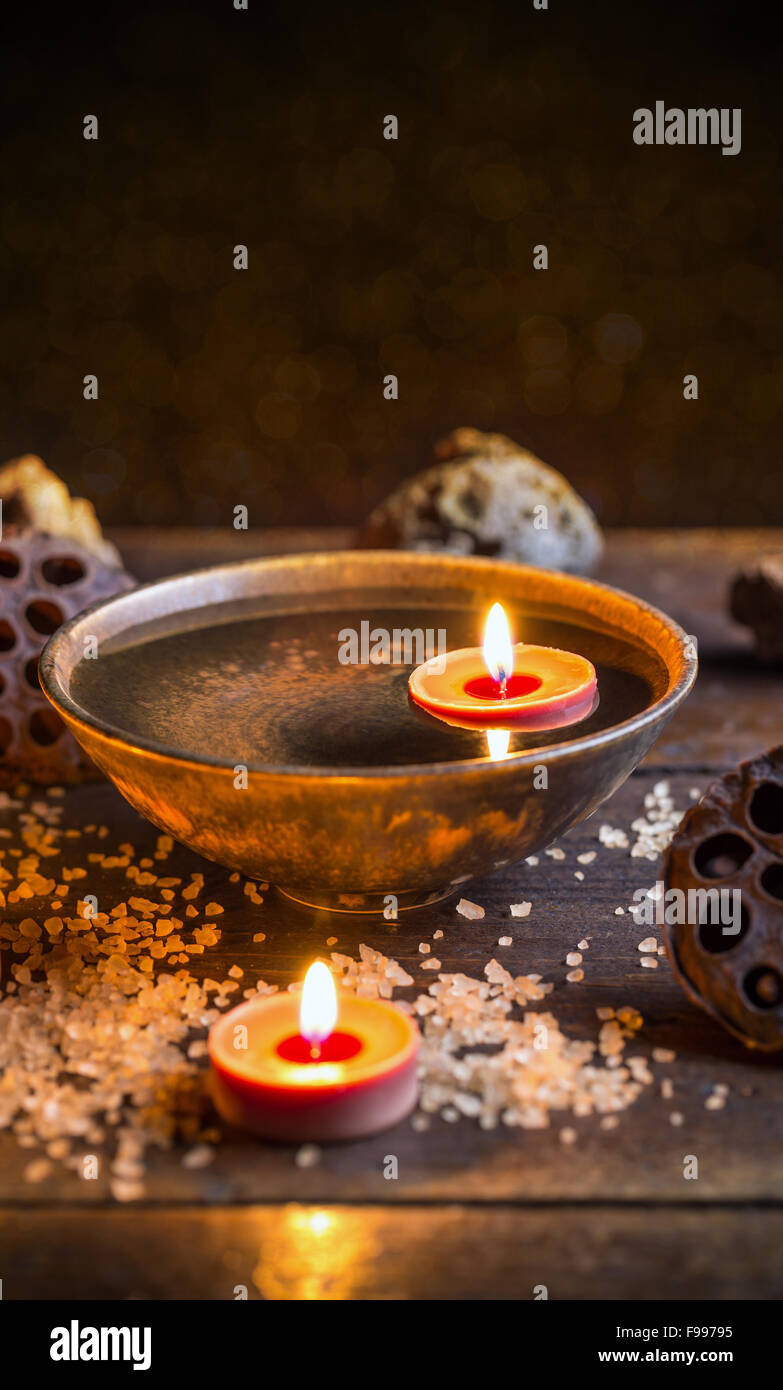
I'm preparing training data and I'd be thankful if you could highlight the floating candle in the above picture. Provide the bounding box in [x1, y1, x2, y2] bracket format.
[208, 962, 419, 1141]
[409, 602, 597, 730]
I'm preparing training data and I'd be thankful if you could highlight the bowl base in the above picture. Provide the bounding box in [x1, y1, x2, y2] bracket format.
[276, 884, 456, 914]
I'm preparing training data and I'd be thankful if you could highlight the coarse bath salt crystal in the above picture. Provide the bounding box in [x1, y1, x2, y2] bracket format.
[640, 957, 658, 969]
[578, 939, 590, 951]
[498, 936, 513, 947]
[546, 847, 566, 861]
[599, 826, 630, 849]
[577, 851, 596, 865]
[638, 937, 658, 953]
[295, 1144, 322, 1169]
[182, 1144, 215, 1169]
[566, 968, 584, 983]
[566, 952, 583, 967]
[510, 902, 532, 918]
[652, 1047, 676, 1063]
[456, 899, 484, 920]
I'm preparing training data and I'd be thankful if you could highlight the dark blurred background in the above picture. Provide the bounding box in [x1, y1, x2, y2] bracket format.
[0, 0, 780, 529]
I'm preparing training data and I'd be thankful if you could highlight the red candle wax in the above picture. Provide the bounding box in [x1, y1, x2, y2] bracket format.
[208, 990, 419, 1142]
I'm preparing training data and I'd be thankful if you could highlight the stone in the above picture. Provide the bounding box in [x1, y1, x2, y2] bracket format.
[358, 427, 603, 573]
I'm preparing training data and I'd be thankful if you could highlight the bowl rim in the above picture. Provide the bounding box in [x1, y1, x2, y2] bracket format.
[39, 549, 698, 781]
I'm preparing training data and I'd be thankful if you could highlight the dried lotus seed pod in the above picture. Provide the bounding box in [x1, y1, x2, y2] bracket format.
[0, 529, 134, 784]
[663, 747, 783, 1050]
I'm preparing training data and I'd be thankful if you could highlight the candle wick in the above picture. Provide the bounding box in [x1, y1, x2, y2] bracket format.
[497, 668, 508, 699]
[309, 1041, 322, 1061]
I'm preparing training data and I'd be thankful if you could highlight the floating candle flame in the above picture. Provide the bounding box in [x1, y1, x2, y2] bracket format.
[483, 602, 514, 694]
[299, 961, 338, 1058]
[486, 728, 511, 760]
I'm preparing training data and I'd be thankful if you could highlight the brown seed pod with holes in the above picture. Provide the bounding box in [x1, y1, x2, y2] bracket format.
[663, 747, 783, 1050]
[0, 529, 134, 783]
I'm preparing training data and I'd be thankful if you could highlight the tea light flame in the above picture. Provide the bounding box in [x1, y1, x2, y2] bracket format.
[299, 961, 338, 1056]
[483, 603, 514, 692]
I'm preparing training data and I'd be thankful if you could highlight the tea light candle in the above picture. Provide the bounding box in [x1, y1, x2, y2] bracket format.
[208, 962, 419, 1141]
[409, 602, 597, 729]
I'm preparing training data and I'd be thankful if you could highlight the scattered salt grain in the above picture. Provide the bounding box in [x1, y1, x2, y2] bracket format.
[577, 851, 596, 865]
[669, 1111, 684, 1127]
[23, 1157, 53, 1184]
[498, 936, 512, 947]
[182, 1144, 216, 1169]
[640, 957, 658, 969]
[565, 952, 583, 967]
[599, 826, 630, 849]
[574, 870, 584, 881]
[652, 1047, 676, 1064]
[295, 1144, 321, 1169]
[509, 902, 532, 919]
[456, 899, 484, 920]
[638, 937, 658, 953]
[566, 968, 584, 983]
[546, 847, 565, 861]
[418, 942, 431, 954]
[578, 939, 590, 951]
[421, 958, 441, 971]
[560, 1127, 577, 1145]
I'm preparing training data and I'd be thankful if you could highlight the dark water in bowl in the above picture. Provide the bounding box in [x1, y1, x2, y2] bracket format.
[71, 590, 667, 768]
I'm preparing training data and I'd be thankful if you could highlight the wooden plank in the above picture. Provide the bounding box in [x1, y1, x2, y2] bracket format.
[1, 1204, 781, 1300]
[108, 525, 783, 662]
[3, 771, 781, 1208]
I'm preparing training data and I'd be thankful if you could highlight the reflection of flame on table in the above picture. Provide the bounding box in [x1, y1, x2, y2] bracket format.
[252, 1206, 379, 1300]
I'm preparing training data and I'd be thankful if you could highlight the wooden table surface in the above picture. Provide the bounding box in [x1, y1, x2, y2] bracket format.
[2, 527, 782, 1300]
